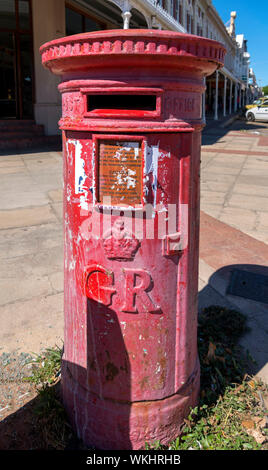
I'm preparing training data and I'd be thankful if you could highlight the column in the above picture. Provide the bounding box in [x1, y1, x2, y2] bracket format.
[182, 0, 187, 28]
[229, 79, 233, 114]
[32, 0, 65, 135]
[234, 83, 238, 112]
[122, 11, 132, 29]
[214, 70, 218, 120]
[193, 0, 197, 35]
[209, 80, 212, 103]
[223, 75, 227, 116]
[202, 77, 206, 124]
[239, 85, 242, 109]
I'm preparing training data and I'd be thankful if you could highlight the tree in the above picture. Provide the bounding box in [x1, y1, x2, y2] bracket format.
[262, 85, 268, 95]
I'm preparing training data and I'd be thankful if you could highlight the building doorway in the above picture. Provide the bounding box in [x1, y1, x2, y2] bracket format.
[0, 0, 34, 119]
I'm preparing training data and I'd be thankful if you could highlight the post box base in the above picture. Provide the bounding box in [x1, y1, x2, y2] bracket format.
[62, 359, 200, 450]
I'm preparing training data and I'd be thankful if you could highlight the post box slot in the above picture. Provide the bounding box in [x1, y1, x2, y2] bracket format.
[87, 94, 157, 115]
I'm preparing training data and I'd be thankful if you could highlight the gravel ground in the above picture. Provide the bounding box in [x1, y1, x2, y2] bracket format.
[0, 351, 39, 449]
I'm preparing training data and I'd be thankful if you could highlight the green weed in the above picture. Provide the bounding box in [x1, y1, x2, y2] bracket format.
[24, 345, 72, 449]
[25, 345, 62, 388]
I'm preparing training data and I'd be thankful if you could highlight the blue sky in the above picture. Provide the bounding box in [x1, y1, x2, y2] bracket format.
[212, 0, 268, 87]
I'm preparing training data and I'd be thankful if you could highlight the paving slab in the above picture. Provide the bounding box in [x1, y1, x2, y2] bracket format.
[0, 223, 62, 259]
[227, 194, 268, 212]
[0, 206, 57, 230]
[233, 183, 268, 198]
[0, 293, 64, 353]
[219, 207, 257, 231]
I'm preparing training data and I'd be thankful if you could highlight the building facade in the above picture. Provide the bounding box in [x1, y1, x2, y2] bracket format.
[0, 0, 259, 135]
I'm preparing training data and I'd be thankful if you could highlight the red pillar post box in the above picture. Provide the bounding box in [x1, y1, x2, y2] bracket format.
[40, 30, 225, 450]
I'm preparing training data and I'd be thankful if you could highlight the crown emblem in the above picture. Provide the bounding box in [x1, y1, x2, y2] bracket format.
[103, 218, 140, 261]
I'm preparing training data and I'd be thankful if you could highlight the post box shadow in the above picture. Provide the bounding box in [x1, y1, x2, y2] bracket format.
[61, 298, 132, 450]
[198, 263, 268, 378]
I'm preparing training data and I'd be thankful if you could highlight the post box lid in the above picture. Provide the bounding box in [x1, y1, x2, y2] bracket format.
[40, 29, 226, 77]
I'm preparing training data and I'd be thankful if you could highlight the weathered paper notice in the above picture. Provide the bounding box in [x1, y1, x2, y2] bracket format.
[98, 140, 142, 205]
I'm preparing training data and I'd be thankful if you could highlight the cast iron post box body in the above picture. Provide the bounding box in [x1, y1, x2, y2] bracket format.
[41, 30, 225, 450]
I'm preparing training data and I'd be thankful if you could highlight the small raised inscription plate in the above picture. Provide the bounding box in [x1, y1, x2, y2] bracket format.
[98, 140, 142, 205]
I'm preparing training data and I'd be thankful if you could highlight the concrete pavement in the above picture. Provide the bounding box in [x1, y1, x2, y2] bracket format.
[199, 119, 268, 382]
[0, 119, 267, 381]
[0, 151, 63, 353]
[201, 120, 268, 244]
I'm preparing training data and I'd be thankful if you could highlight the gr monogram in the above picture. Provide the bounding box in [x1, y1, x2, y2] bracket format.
[84, 264, 160, 314]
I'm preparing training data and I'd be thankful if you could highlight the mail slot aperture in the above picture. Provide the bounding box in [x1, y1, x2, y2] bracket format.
[88, 94, 156, 112]
[83, 89, 162, 118]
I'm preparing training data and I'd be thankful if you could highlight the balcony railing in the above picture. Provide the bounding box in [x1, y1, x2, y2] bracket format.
[144, 0, 185, 31]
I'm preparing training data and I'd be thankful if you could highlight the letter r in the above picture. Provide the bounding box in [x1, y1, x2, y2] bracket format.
[121, 268, 161, 313]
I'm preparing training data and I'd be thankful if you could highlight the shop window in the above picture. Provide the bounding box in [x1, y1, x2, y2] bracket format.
[65, 6, 103, 36]
[0, 0, 16, 30]
[66, 7, 83, 35]
[85, 16, 102, 32]
[159, 0, 167, 10]
[187, 13, 190, 32]
[197, 25, 203, 37]
[173, 0, 178, 21]
[179, 3, 183, 24]
[0, 0, 33, 119]
[19, 0, 30, 30]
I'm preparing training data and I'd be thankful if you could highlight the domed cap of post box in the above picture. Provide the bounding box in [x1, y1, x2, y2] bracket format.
[40, 29, 226, 77]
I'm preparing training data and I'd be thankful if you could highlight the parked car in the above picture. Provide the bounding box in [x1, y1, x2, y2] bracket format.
[246, 99, 268, 121]
[245, 96, 268, 110]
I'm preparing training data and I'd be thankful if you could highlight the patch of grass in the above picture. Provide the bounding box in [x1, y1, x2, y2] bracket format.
[32, 385, 72, 450]
[24, 345, 74, 449]
[169, 379, 266, 450]
[25, 345, 62, 388]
